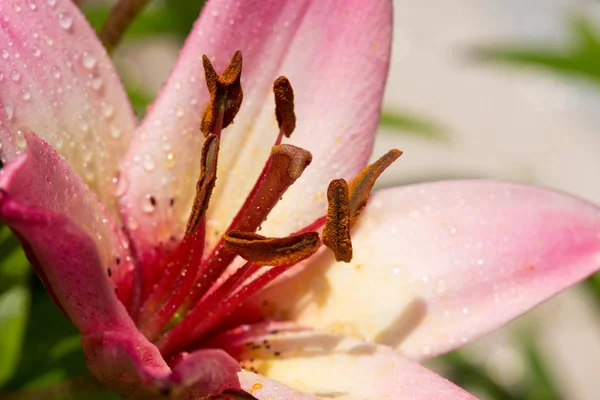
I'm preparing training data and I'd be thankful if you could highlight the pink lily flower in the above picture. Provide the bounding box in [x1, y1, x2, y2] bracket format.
[1, 0, 600, 399]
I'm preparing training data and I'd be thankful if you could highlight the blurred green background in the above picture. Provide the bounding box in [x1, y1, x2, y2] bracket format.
[2, 0, 600, 399]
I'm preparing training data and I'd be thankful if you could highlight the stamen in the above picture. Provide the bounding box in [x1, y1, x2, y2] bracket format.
[185, 135, 219, 237]
[200, 51, 244, 137]
[223, 231, 321, 266]
[322, 179, 352, 262]
[273, 76, 296, 140]
[348, 149, 402, 227]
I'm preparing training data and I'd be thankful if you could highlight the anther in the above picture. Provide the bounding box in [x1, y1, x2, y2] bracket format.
[223, 231, 321, 266]
[185, 134, 219, 237]
[348, 149, 402, 227]
[323, 179, 353, 262]
[273, 76, 296, 138]
[200, 51, 244, 137]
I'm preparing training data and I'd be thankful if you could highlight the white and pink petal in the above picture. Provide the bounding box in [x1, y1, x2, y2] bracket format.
[224, 327, 477, 399]
[0, 0, 136, 213]
[254, 181, 600, 360]
[120, 0, 393, 251]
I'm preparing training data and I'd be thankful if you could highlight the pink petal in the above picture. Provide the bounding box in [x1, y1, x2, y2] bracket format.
[0, 0, 136, 214]
[81, 330, 240, 399]
[120, 0, 392, 251]
[254, 181, 600, 360]
[225, 327, 477, 399]
[0, 133, 133, 292]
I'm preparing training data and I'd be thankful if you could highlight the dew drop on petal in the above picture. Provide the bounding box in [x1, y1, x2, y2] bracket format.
[102, 102, 115, 119]
[46, 0, 57, 7]
[143, 155, 155, 171]
[1, 49, 9, 59]
[10, 70, 21, 82]
[3, 99, 14, 121]
[82, 52, 97, 70]
[90, 75, 103, 91]
[142, 194, 156, 213]
[110, 125, 122, 138]
[165, 152, 176, 168]
[15, 130, 26, 149]
[58, 13, 73, 30]
[20, 89, 31, 101]
[31, 45, 41, 57]
[116, 174, 129, 197]
[51, 65, 61, 79]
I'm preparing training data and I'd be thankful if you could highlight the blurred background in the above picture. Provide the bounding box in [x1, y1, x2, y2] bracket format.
[2, 0, 600, 399]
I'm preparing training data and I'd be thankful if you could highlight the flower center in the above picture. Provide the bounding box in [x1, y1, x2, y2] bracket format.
[124, 51, 400, 360]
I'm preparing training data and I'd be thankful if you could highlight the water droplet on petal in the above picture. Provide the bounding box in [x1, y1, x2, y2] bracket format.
[46, 0, 57, 7]
[102, 102, 115, 119]
[110, 125, 122, 138]
[15, 130, 26, 149]
[143, 155, 155, 171]
[51, 65, 61, 79]
[165, 152, 176, 168]
[20, 89, 31, 101]
[116, 174, 129, 197]
[90, 75, 103, 91]
[58, 13, 73, 30]
[10, 70, 21, 82]
[1, 49, 9, 59]
[3, 99, 14, 120]
[32, 46, 41, 58]
[82, 52, 97, 70]
[142, 194, 156, 213]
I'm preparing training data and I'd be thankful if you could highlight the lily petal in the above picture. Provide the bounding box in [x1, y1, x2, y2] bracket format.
[223, 327, 477, 399]
[120, 0, 392, 250]
[0, 133, 132, 292]
[238, 371, 320, 400]
[81, 330, 240, 399]
[0, 0, 136, 214]
[254, 181, 600, 360]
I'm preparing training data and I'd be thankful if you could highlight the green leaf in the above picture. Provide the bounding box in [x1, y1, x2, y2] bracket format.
[379, 110, 448, 141]
[84, 0, 207, 41]
[0, 287, 30, 388]
[2, 278, 88, 393]
[472, 16, 600, 86]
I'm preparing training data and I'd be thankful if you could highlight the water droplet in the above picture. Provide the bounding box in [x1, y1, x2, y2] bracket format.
[435, 279, 447, 296]
[58, 13, 73, 30]
[127, 216, 139, 231]
[165, 152, 176, 168]
[1, 49, 9, 59]
[10, 70, 21, 82]
[476, 259, 483, 266]
[45, 36, 54, 46]
[51, 65, 61, 79]
[90, 75, 103, 91]
[142, 194, 156, 213]
[102, 102, 115, 119]
[82, 52, 97, 70]
[3, 99, 14, 120]
[143, 155, 155, 171]
[15, 130, 26, 149]
[32, 46, 41, 57]
[20, 89, 31, 101]
[13, 3, 22, 12]
[211, 9, 219, 17]
[46, 0, 57, 6]
[110, 125, 122, 138]
[175, 106, 184, 118]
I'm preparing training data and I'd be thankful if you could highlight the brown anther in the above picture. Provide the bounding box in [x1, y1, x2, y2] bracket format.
[323, 179, 353, 262]
[223, 231, 321, 266]
[185, 134, 219, 237]
[273, 76, 296, 137]
[200, 51, 244, 137]
[348, 149, 402, 227]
